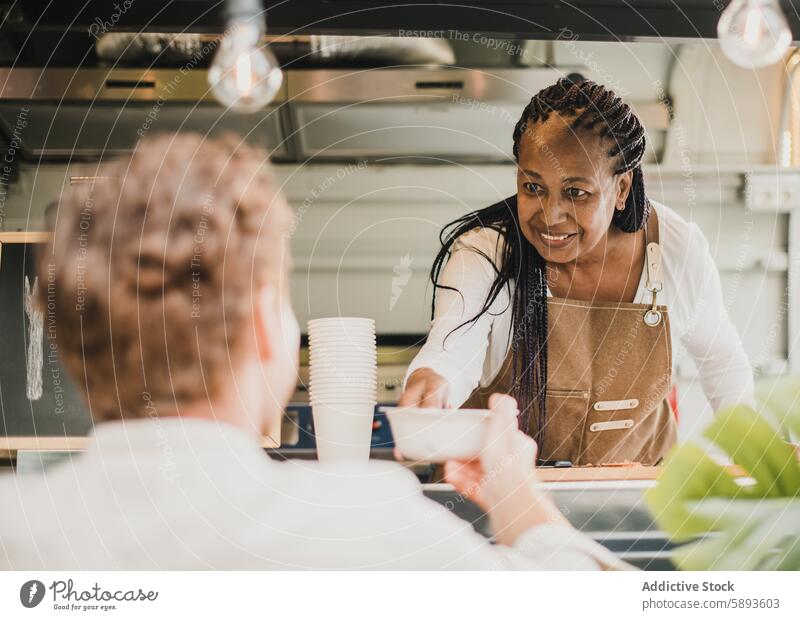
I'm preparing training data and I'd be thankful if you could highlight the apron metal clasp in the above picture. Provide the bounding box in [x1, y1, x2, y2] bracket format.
[644, 242, 663, 328]
[644, 308, 662, 327]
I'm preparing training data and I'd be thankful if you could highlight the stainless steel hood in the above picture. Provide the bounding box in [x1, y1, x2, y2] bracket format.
[0, 66, 670, 163]
[0, 68, 288, 160]
[287, 67, 669, 162]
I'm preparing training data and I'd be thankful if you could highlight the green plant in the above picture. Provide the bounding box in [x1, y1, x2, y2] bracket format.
[644, 377, 800, 570]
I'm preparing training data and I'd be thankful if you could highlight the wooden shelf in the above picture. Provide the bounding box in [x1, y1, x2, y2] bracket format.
[0, 231, 51, 244]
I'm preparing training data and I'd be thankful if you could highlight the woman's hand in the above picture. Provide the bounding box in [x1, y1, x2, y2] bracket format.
[397, 368, 450, 408]
[443, 393, 570, 546]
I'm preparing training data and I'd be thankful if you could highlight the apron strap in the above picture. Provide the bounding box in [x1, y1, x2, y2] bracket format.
[643, 207, 663, 326]
[645, 242, 663, 293]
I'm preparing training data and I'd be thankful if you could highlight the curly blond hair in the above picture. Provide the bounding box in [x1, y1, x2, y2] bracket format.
[38, 133, 292, 421]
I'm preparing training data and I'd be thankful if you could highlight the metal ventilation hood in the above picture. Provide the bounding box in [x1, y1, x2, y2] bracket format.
[286, 67, 669, 162]
[0, 67, 670, 163]
[0, 68, 288, 160]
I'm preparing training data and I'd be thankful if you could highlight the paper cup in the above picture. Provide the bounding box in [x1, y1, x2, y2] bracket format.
[309, 379, 377, 391]
[308, 333, 375, 342]
[309, 361, 376, 368]
[310, 396, 377, 405]
[312, 402, 376, 462]
[309, 368, 377, 378]
[308, 344, 376, 353]
[308, 343, 375, 352]
[308, 352, 377, 361]
[308, 317, 375, 327]
[310, 389, 377, 399]
[308, 380, 378, 394]
[309, 347, 376, 355]
[309, 325, 373, 332]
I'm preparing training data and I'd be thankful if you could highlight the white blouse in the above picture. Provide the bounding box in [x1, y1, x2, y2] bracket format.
[405, 201, 755, 413]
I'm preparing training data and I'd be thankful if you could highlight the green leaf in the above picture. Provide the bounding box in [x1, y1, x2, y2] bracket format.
[756, 376, 800, 438]
[675, 498, 800, 570]
[704, 406, 800, 497]
[644, 443, 741, 540]
[645, 389, 800, 571]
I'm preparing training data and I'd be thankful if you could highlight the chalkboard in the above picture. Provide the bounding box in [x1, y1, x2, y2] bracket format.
[0, 243, 92, 436]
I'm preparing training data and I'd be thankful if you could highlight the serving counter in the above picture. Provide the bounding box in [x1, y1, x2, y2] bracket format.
[2, 441, 682, 570]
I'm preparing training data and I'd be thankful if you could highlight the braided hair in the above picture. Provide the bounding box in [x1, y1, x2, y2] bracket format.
[429, 77, 651, 445]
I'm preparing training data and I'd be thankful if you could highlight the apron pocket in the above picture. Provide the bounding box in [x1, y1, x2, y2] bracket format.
[541, 388, 591, 462]
[583, 402, 644, 464]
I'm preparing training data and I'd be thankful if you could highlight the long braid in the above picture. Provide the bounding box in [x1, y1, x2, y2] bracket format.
[430, 77, 650, 448]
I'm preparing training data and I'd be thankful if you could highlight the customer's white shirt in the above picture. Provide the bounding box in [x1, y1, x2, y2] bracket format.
[0, 418, 627, 570]
[406, 201, 755, 413]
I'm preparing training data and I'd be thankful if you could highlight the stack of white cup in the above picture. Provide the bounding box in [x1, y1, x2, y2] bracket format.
[307, 317, 377, 462]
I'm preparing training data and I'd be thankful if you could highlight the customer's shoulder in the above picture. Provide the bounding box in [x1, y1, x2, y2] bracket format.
[0, 470, 69, 552]
[275, 458, 422, 500]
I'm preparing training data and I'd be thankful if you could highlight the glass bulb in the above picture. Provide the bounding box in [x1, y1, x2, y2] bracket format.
[208, 19, 283, 112]
[718, 0, 792, 68]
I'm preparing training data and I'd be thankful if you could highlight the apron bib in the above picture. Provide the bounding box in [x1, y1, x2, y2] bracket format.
[463, 215, 677, 466]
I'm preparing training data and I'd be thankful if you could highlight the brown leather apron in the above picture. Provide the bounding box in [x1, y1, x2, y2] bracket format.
[462, 215, 677, 466]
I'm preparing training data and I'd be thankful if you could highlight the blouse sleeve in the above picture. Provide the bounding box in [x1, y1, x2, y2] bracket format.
[404, 228, 510, 407]
[678, 224, 756, 411]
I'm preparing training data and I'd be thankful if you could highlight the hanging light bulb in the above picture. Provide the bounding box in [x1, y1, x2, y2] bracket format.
[208, 0, 282, 112]
[718, 0, 793, 69]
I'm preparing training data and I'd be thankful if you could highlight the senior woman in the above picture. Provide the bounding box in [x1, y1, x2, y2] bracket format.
[400, 77, 754, 466]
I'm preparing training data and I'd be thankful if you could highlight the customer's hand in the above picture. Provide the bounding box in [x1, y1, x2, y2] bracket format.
[397, 368, 450, 408]
[443, 393, 570, 546]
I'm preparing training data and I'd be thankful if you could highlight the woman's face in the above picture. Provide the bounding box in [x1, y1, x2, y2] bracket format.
[515, 114, 632, 264]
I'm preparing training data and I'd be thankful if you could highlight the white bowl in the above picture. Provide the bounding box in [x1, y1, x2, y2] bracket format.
[381, 406, 491, 462]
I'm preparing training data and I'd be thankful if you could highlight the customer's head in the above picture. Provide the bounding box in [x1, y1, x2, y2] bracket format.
[39, 133, 299, 434]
